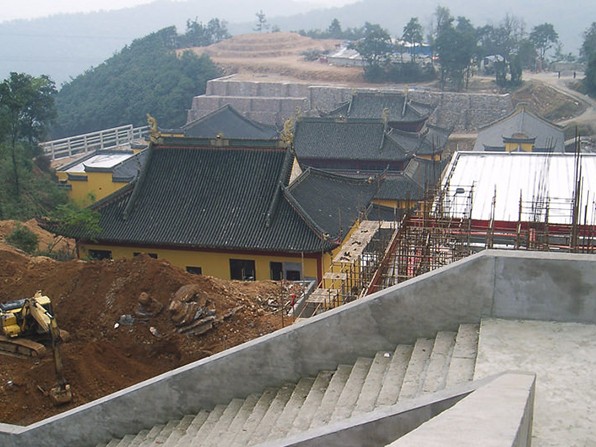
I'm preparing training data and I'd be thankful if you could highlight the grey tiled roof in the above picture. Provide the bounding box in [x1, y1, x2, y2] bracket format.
[68, 137, 380, 254]
[326, 91, 434, 123]
[473, 106, 565, 152]
[285, 168, 381, 241]
[183, 104, 278, 140]
[293, 117, 408, 163]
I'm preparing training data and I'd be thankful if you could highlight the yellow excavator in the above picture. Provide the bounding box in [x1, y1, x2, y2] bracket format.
[0, 291, 72, 405]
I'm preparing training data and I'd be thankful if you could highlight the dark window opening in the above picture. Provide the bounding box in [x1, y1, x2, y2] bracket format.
[230, 259, 256, 281]
[88, 249, 112, 260]
[270, 262, 283, 280]
[186, 266, 203, 275]
[286, 270, 301, 281]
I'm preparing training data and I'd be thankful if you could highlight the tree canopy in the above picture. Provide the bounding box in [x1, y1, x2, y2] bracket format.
[529, 23, 558, 70]
[582, 22, 596, 95]
[53, 26, 222, 138]
[0, 72, 68, 219]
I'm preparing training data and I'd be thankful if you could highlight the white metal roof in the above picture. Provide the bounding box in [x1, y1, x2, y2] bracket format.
[64, 153, 135, 173]
[439, 152, 596, 225]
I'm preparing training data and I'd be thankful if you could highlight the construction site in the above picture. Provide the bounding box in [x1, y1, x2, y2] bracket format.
[296, 146, 596, 316]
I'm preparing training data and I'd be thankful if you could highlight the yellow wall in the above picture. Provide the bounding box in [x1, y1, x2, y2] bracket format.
[65, 172, 127, 204]
[78, 243, 321, 281]
[372, 199, 416, 210]
[505, 142, 534, 153]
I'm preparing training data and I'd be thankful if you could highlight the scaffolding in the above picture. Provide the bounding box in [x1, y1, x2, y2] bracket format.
[296, 220, 397, 318]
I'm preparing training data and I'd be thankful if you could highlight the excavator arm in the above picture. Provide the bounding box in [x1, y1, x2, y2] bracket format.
[24, 293, 72, 405]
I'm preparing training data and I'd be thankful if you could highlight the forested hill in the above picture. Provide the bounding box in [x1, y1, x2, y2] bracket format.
[52, 27, 221, 139]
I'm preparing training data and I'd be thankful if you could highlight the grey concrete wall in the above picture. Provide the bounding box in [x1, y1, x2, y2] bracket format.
[192, 78, 514, 132]
[261, 373, 534, 447]
[1, 250, 594, 447]
[386, 372, 536, 447]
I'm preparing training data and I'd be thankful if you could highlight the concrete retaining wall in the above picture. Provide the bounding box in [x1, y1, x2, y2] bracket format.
[191, 78, 513, 131]
[1, 250, 594, 447]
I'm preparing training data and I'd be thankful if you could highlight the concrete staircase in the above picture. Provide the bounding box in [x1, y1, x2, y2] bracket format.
[96, 324, 479, 447]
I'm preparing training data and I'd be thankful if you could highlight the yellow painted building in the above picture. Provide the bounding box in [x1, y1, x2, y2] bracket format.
[69, 137, 380, 283]
[57, 149, 147, 204]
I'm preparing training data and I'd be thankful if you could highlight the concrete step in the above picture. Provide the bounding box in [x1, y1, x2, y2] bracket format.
[161, 415, 195, 447]
[106, 439, 123, 447]
[376, 344, 414, 406]
[310, 363, 352, 429]
[152, 419, 182, 445]
[330, 357, 373, 422]
[113, 434, 137, 447]
[137, 424, 165, 447]
[267, 377, 315, 442]
[445, 324, 480, 388]
[201, 398, 245, 447]
[248, 383, 296, 445]
[398, 338, 434, 400]
[422, 331, 457, 394]
[188, 405, 226, 447]
[353, 351, 393, 415]
[230, 388, 278, 447]
[124, 429, 149, 447]
[288, 370, 334, 436]
[216, 394, 260, 446]
[172, 410, 209, 447]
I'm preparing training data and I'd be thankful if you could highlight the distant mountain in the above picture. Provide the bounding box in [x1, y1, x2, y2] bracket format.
[1, 0, 593, 86]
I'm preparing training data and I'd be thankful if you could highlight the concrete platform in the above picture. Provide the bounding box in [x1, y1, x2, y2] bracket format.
[474, 318, 596, 447]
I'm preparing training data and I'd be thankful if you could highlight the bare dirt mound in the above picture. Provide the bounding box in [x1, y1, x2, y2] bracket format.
[183, 32, 365, 84]
[0, 242, 298, 425]
[511, 80, 586, 122]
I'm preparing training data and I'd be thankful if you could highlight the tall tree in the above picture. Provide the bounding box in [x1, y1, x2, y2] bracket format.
[0, 73, 56, 196]
[255, 10, 269, 33]
[582, 23, 596, 94]
[402, 18, 424, 61]
[327, 19, 343, 39]
[351, 23, 393, 65]
[529, 23, 558, 71]
[435, 17, 477, 91]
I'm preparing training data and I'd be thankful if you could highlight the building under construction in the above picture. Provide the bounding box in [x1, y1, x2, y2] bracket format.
[298, 151, 596, 315]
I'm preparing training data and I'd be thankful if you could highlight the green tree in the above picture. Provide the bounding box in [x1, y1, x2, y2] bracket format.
[582, 23, 596, 94]
[0, 73, 56, 196]
[435, 17, 477, 91]
[53, 27, 222, 137]
[350, 22, 394, 81]
[327, 19, 343, 38]
[402, 18, 424, 61]
[529, 23, 558, 70]
[255, 10, 269, 32]
[580, 22, 596, 63]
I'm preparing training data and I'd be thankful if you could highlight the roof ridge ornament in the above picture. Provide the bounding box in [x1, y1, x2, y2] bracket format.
[146, 113, 162, 144]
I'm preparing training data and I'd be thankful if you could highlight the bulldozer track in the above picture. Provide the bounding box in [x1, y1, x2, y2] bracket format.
[0, 336, 47, 358]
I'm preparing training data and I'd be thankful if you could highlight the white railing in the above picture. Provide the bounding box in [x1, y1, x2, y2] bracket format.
[40, 125, 150, 160]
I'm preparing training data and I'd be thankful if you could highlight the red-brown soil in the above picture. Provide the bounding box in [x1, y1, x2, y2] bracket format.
[0, 221, 298, 425]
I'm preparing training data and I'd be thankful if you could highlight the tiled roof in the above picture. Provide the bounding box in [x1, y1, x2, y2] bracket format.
[67, 137, 382, 254]
[326, 91, 434, 122]
[375, 174, 424, 201]
[182, 104, 278, 140]
[473, 105, 565, 152]
[386, 124, 451, 156]
[403, 156, 448, 189]
[285, 168, 381, 241]
[293, 117, 408, 162]
[77, 138, 332, 253]
[112, 150, 148, 182]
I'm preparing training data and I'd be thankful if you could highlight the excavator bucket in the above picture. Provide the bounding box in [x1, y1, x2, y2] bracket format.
[49, 383, 72, 406]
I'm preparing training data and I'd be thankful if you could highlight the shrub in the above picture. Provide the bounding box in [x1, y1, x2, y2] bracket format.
[6, 224, 39, 254]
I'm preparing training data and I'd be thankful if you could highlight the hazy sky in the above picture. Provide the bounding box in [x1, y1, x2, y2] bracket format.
[1, 0, 357, 23]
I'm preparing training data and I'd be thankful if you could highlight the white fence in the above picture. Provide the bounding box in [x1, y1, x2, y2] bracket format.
[40, 125, 149, 160]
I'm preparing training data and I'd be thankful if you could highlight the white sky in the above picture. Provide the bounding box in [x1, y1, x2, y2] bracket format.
[1, 0, 355, 22]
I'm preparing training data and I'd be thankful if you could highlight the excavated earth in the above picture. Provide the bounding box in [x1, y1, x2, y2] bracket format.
[0, 221, 298, 425]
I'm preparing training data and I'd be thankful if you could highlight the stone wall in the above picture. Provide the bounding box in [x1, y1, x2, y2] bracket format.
[189, 78, 514, 132]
